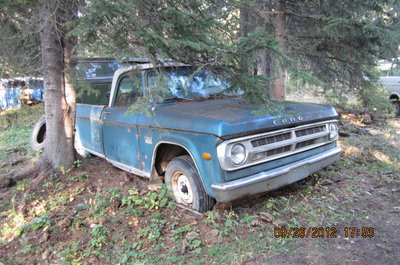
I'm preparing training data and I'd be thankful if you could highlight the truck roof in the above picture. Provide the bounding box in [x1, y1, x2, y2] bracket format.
[113, 62, 190, 77]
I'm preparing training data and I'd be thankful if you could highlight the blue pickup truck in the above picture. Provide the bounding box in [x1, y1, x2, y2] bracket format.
[33, 60, 341, 212]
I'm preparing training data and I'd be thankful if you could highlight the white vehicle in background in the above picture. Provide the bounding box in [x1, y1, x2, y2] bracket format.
[379, 76, 400, 116]
[378, 59, 400, 116]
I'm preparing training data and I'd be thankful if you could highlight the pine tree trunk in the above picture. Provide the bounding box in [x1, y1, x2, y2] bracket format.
[239, 5, 251, 73]
[39, 0, 76, 169]
[271, 0, 287, 100]
[257, 1, 272, 81]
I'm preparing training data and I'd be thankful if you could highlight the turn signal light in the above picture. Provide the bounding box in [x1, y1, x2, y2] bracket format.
[202, 153, 212, 160]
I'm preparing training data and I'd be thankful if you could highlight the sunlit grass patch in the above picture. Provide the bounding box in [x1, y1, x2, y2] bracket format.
[0, 104, 43, 161]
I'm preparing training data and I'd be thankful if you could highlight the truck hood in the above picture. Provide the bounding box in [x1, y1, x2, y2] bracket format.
[147, 98, 338, 139]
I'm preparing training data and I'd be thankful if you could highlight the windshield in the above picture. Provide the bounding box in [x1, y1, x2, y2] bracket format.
[147, 68, 235, 100]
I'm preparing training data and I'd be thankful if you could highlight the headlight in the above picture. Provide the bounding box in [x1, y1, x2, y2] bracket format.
[329, 123, 338, 140]
[230, 144, 246, 165]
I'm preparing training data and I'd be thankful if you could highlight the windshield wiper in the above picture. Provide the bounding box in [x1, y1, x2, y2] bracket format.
[163, 96, 190, 102]
[205, 92, 229, 99]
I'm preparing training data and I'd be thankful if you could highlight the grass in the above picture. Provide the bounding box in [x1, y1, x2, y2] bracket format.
[0, 104, 43, 162]
[0, 103, 399, 264]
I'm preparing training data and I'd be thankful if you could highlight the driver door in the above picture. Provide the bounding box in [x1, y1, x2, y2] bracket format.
[101, 73, 142, 169]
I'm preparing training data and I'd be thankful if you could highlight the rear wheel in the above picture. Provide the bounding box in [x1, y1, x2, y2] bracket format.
[165, 155, 215, 212]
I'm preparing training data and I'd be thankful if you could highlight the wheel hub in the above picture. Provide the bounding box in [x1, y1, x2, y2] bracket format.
[172, 172, 193, 206]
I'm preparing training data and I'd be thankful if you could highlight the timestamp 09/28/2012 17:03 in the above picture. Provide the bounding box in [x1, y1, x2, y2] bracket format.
[274, 227, 375, 239]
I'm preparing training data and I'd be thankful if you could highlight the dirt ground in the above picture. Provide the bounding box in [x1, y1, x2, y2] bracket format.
[0, 109, 399, 265]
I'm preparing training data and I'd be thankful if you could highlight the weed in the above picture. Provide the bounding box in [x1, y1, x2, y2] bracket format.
[204, 211, 221, 229]
[60, 241, 85, 265]
[121, 188, 169, 211]
[171, 224, 198, 242]
[49, 173, 59, 182]
[111, 238, 145, 264]
[188, 238, 202, 253]
[137, 213, 167, 242]
[107, 188, 121, 202]
[26, 213, 51, 231]
[16, 179, 30, 191]
[74, 187, 85, 195]
[46, 193, 69, 211]
[69, 172, 87, 182]
[90, 224, 110, 248]
[74, 159, 83, 168]
[0, 211, 26, 242]
[23, 193, 43, 201]
[240, 213, 255, 226]
[1, 199, 10, 209]
[16, 244, 43, 255]
[55, 183, 67, 191]
[90, 195, 109, 219]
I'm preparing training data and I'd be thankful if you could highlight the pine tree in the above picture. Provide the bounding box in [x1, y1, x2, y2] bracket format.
[74, 0, 400, 108]
[0, 0, 79, 185]
[245, 0, 399, 104]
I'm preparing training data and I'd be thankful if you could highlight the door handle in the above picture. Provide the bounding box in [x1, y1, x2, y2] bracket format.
[102, 111, 111, 119]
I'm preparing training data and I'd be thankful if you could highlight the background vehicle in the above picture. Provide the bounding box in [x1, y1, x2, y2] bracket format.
[380, 76, 400, 116]
[0, 77, 43, 110]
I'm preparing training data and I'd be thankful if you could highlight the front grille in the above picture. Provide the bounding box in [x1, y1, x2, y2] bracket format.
[295, 125, 325, 137]
[218, 120, 338, 171]
[295, 136, 328, 149]
[252, 145, 291, 161]
[295, 139, 317, 149]
[248, 122, 332, 164]
[251, 132, 291, 147]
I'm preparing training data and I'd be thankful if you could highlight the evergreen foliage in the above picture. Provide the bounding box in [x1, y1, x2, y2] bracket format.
[72, 0, 280, 105]
[281, 0, 400, 109]
[1, 0, 399, 110]
[72, 0, 399, 110]
[0, 0, 41, 77]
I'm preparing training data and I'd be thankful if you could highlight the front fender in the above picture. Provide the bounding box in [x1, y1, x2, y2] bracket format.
[139, 127, 224, 198]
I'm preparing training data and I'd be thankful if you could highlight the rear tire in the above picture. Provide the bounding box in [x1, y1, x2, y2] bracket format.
[165, 155, 215, 212]
[30, 116, 46, 151]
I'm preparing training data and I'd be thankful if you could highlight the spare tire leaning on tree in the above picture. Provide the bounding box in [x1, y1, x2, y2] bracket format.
[30, 116, 89, 157]
[30, 116, 46, 152]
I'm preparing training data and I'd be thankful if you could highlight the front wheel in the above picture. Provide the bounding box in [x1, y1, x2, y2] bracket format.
[165, 155, 215, 212]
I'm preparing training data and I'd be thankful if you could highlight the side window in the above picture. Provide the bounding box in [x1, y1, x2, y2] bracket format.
[114, 75, 141, 107]
[147, 71, 157, 88]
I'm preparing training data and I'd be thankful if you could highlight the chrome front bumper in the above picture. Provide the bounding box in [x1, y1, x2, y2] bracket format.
[211, 147, 342, 202]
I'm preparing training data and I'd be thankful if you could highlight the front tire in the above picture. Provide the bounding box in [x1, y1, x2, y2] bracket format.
[165, 155, 215, 212]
